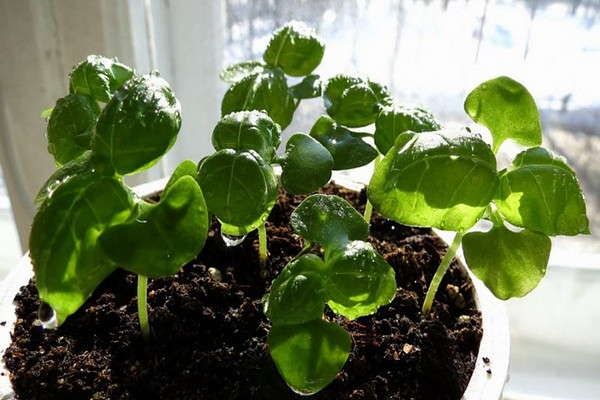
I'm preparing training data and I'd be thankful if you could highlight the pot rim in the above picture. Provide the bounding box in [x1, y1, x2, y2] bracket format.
[0, 175, 509, 399]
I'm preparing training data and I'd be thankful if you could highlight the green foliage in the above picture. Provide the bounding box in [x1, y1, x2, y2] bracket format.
[46, 93, 100, 166]
[212, 110, 281, 161]
[31, 57, 207, 325]
[369, 129, 499, 231]
[69, 55, 134, 103]
[221, 68, 297, 129]
[93, 74, 182, 175]
[263, 20, 325, 77]
[374, 103, 441, 155]
[290, 193, 369, 250]
[197, 148, 278, 235]
[99, 162, 209, 278]
[264, 195, 396, 394]
[310, 116, 377, 170]
[368, 76, 589, 304]
[30, 173, 134, 323]
[463, 225, 550, 300]
[323, 75, 391, 128]
[495, 147, 589, 236]
[464, 76, 542, 153]
[278, 133, 333, 194]
[268, 320, 351, 395]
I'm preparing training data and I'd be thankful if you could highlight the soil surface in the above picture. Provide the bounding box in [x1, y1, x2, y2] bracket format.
[3, 183, 482, 400]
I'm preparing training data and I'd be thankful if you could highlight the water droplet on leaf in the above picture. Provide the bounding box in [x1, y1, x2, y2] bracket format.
[37, 301, 58, 330]
[221, 232, 246, 247]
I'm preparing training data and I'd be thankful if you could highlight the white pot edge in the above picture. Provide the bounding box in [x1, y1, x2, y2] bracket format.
[0, 177, 509, 399]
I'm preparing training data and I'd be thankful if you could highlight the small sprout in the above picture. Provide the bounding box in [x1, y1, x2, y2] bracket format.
[264, 195, 396, 394]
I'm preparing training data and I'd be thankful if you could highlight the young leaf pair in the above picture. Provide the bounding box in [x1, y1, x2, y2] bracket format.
[31, 56, 208, 326]
[263, 195, 396, 395]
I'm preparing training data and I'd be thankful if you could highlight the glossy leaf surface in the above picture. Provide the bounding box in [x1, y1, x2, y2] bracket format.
[290, 194, 369, 250]
[463, 225, 550, 299]
[325, 241, 396, 320]
[464, 76, 542, 153]
[374, 103, 441, 155]
[309, 115, 377, 170]
[212, 110, 281, 161]
[30, 173, 134, 323]
[279, 133, 333, 194]
[368, 130, 498, 231]
[323, 75, 390, 127]
[268, 320, 351, 395]
[35, 152, 94, 206]
[220, 61, 265, 83]
[93, 74, 182, 175]
[197, 149, 278, 233]
[69, 55, 133, 103]
[99, 174, 208, 278]
[495, 147, 589, 236]
[47, 93, 100, 166]
[263, 20, 325, 77]
[263, 254, 326, 325]
[290, 74, 322, 99]
[221, 68, 296, 129]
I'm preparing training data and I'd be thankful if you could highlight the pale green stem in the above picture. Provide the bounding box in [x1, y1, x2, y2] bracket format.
[422, 231, 466, 316]
[363, 200, 374, 224]
[137, 274, 151, 341]
[258, 222, 268, 267]
[363, 152, 382, 223]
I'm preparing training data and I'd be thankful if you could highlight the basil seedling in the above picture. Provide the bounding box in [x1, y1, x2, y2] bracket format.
[263, 195, 396, 394]
[368, 76, 589, 311]
[31, 56, 208, 338]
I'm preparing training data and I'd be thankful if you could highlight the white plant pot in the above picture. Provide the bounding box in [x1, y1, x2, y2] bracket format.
[0, 178, 509, 399]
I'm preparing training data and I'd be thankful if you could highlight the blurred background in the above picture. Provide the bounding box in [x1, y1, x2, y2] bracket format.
[1, 1, 599, 398]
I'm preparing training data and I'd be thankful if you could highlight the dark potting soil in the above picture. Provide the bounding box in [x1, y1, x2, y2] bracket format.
[3, 183, 482, 400]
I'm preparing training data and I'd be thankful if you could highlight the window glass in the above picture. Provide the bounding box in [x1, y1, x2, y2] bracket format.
[222, 0, 600, 254]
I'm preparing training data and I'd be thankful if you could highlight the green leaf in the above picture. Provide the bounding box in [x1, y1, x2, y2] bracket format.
[464, 76, 542, 153]
[263, 21, 325, 77]
[212, 110, 281, 162]
[221, 68, 296, 129]
[290, 194, 369, 250]
[220, 61, 265, 83]
[29, 173, 134, 323]
[35, 152, 95, 206]
[368, 129, 499, 231]
[325, 241, 396, 320]
[197, 149, 278, 233]
[46, 93, 100, 166]
[495, 147, 590, 236]
[263, 254, 326, 325]
[279, 133, 333, 194]
[164, 159, 200, 193]
[268, 320, 351, 395]
[290, 74, 322, 99]
[93, 74, 182, 175]
[309, 115, 377, 170]
[463, 225, 550, 300]
[99, 175, 208, 278]
[323, 75, 390, 128]
[374, 103, 442, 155]
[69, 55, 134, 103]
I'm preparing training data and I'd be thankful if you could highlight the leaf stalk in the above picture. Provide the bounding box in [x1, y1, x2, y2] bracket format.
[421, 231, 466, 316]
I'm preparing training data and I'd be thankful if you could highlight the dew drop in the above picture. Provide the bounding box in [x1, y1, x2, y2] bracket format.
[46, 179, 61, 198]
[220, 232, 246, 247]
[37, 301, 58, 330]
